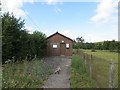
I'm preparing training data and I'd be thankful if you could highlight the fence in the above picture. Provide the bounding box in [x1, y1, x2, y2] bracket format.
[74, 50, 118, 88]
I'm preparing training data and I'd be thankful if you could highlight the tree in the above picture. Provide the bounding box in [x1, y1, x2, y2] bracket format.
[94, 42, 103, 50]
[103, 41, 110, 50]
[31, 31, 47, 57]
[18, 30, 29, 59]
[109, 40, 116, 52]
[2, 12, 25, 63]
[2, 12, 47, 63]
[76, 36, 84, 49]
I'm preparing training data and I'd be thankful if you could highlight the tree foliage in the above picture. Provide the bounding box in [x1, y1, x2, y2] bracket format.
[76, 37, 84, 49]
[74, 36, 120, 52]
[2, 13, 47, 63]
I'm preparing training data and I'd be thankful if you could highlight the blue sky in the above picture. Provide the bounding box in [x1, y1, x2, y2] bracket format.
[2, 0, 118, 42]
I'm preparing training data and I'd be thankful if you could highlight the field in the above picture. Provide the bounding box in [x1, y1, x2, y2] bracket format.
[73, 49, 118, 88]
[70, 54, 96, 88]
[81, 49, 118, 62]
[2, 59, 53, 88]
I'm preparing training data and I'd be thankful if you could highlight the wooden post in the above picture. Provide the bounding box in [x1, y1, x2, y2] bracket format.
[109, 61, 115, 88]
[82, 53, 84, 59]
[34, 54, 37, 59]
[84, 55, 86, 66]
[89, 55, 92, 79]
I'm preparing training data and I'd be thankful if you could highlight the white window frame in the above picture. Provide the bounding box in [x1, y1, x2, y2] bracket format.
[53, 44, 58, 48]
[66, 43, 70, 48]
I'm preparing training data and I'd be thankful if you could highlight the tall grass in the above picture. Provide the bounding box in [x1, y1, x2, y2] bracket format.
[2, 59, 53, 88]
[81, 49, 118, 62]
[70, 55, 96, 88]
[74, 49, 118, 88]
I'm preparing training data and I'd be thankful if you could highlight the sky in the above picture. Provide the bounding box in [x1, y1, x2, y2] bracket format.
[1, 0, 119, 42]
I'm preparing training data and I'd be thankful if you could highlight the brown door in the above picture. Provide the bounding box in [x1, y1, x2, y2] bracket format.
[60, 43, 65, 56]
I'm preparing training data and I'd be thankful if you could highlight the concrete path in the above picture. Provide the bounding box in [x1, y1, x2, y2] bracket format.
[42, 57, 71, 88]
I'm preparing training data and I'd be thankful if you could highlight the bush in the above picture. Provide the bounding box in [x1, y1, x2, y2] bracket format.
[91, 49, 96, 52]
[2, 13, 47, 63]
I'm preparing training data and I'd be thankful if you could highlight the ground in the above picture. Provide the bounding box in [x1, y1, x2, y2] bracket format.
[42, 56, 71, 88]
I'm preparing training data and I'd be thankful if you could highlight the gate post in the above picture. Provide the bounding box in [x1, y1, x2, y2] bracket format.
[89, 55, 92, 79]
[109, 61, 115, 88]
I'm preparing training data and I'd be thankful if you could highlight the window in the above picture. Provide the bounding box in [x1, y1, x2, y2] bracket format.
[61, 40, 64, 43]
[53, 44, 58, 48]
[66, 44, 69, 48]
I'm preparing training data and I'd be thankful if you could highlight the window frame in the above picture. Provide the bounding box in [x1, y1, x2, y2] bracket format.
[53, 44, 58, 49]
[66, 43, 70, 49]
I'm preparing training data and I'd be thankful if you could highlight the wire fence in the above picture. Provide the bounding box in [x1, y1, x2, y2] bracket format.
[74, 50, 118, 88]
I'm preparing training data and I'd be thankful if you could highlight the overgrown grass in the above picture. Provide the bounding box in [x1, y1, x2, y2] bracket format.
[2, 59, 53, 88]
[81, 49, 118, 62]
[70, 54, 96, 88]
[74, 49, 118, 88]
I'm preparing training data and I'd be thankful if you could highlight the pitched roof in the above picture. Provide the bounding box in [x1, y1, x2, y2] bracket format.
[47, 32, 73, 42]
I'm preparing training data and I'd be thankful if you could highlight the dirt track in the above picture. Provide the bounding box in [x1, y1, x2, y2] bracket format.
[42, 56, 71, 88]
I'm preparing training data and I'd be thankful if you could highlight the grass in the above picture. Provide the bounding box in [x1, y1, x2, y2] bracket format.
[74, 49, 118, 88]
[2, 58, 53, 88]
[81, 49, 118, 62]
[70, 54, 96, 88]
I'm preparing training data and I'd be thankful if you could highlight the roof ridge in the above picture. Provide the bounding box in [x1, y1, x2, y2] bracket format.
[47, 32, 73, 41]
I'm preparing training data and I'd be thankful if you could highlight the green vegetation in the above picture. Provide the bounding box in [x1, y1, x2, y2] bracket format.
[2, 12, 47, 64]
[73, 49, 118, 88]
[2, 59, 53, 88]
[70, 55, 96, 88]
[81, 49, 118, 87]
[73, 36, 120, 53]
[81, 49, 118, 62]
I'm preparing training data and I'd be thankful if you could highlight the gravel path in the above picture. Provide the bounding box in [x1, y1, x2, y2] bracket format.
[42, 56, 71, 88]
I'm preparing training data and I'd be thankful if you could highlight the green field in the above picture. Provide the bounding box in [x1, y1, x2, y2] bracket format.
[81, 49, 118, 62]
[70, 54, 96, 88]
[74, 49, 118, 88]
[2, 59, 53, 88]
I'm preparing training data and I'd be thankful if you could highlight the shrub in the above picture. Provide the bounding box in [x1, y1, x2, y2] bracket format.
[91, 49, 96, 52]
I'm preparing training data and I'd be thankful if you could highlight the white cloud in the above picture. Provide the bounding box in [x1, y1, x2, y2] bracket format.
[62, 30, 69, 35]
[1, 0, 34, 18]
[25, 26, 35, 34]
[88, 0, 118, 42]
[91, 0, 119, 23]
[82, 21, 118, 42]
[42, 0, 62, 13]
[46, 0, 57, 5]
[1, 0, 62, 17]
[45, 0, 62, 5]
[54, 6, 62, 13]
[85, 34, 117, 43]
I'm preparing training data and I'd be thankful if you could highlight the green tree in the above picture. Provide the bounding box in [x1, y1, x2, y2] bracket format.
[18, 30, 29, 58]
[2, 12, 25, 63]
[76, 36, 84, 49]
[32, 31, 47, 57]
[94, 42, 103, 50]
[103, 41, 110, 50]
[109, 40, 116, 52]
